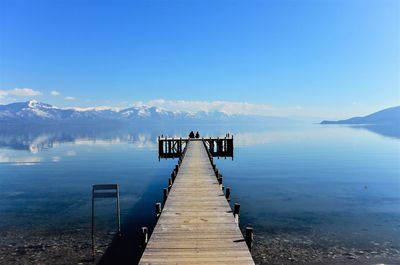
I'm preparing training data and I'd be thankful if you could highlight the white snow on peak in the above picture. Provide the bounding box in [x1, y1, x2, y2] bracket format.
[27, 100, 55, 109]
[31, 108, 51, 118]
[28, 100, 39, 108]
[121, 109, 135, 116]
[70, 106, 119, 112]
[138, 107, 150, 117]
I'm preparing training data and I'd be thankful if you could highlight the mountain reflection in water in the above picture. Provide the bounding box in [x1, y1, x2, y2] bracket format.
[1, 123, 399, 155]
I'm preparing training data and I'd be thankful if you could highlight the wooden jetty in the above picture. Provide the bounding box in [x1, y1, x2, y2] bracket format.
[139, 138, 254, 264]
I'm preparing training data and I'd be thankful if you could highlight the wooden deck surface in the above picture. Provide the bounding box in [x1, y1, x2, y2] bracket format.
[139, 140, 254, 265]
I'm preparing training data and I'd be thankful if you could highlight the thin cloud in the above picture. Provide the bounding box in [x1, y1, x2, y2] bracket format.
[65, 96, 76, 100]
[0, 88, 42, 98]
[132, 99, 303, 117]
[51, 90, 60, 96]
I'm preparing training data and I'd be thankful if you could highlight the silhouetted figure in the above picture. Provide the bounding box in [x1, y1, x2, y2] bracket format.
[195, 131, 200, 138]
[189, 131, 195, 138]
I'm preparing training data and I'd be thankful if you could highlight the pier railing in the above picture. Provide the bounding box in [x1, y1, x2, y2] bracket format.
[158, 134, 233, 159]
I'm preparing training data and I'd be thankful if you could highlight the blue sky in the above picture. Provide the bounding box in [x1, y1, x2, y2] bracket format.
[0, 0, 399, 118]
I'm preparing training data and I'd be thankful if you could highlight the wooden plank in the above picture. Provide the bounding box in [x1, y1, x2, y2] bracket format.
[139, 140, 254, 264]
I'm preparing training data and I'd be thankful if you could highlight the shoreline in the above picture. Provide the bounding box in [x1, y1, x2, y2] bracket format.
[1, 227, 399, 265]
[252, 234, 400, 265]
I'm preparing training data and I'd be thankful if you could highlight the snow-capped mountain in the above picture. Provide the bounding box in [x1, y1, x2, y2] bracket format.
[0, 100, 119, 123]
[0, 100, 231, 124]
[0, 100, 66, 121]
[0, 100, 297, 126]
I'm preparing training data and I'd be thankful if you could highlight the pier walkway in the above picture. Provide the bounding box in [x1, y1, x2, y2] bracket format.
[139, 140, 254, 264]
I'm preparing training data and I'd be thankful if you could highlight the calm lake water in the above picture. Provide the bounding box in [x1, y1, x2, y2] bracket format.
[0, 124, 399, 264]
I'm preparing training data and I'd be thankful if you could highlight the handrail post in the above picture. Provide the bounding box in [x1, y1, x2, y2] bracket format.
[155, 202, 162, 219]
[234, 203, 240, 225]
[141, 227, 148, 247]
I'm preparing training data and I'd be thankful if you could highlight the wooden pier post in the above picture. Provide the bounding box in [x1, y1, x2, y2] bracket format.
[141, 227, 148, 247]
[218, 176, 223, 189]
[163, 137, 167, 160]
[217, 137, 220, 158]
[116, 185, 121, 236]
[246, 227, 254, 252]
[234, 203, 240, 225]
[168, 178, 173, 191]
[224, 137, 227, 152]
[163, 188, 168, 204]
[158, 136, 162, 160]
[171, 139, 173, 154]
[171, 171, 177, 182]
[155, 202, 162, 218]
[225, 187, 231, 201]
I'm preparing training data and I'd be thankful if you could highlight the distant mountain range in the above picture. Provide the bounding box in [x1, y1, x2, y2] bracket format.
[0, 100, 295, 125]
[321, 106, 400, 125]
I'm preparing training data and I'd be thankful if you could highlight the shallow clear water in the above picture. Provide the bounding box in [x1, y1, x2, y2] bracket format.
[0, 124, 399, 264]
[219, 126, 400, 249]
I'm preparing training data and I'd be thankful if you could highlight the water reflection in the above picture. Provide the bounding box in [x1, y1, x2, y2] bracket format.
[0, 123, 399, 156]
[0, 126, 158, 154]
[351, 124, 400, 139]
[0, 125, 250, 153]
[0, 153, 43, 165]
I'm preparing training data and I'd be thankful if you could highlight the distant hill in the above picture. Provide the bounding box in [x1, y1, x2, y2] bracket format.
[0, 100, 296, 126]
[321, 106, 400, 125]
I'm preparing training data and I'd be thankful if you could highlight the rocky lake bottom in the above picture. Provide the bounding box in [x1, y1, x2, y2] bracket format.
[1, 226, 399, 265]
